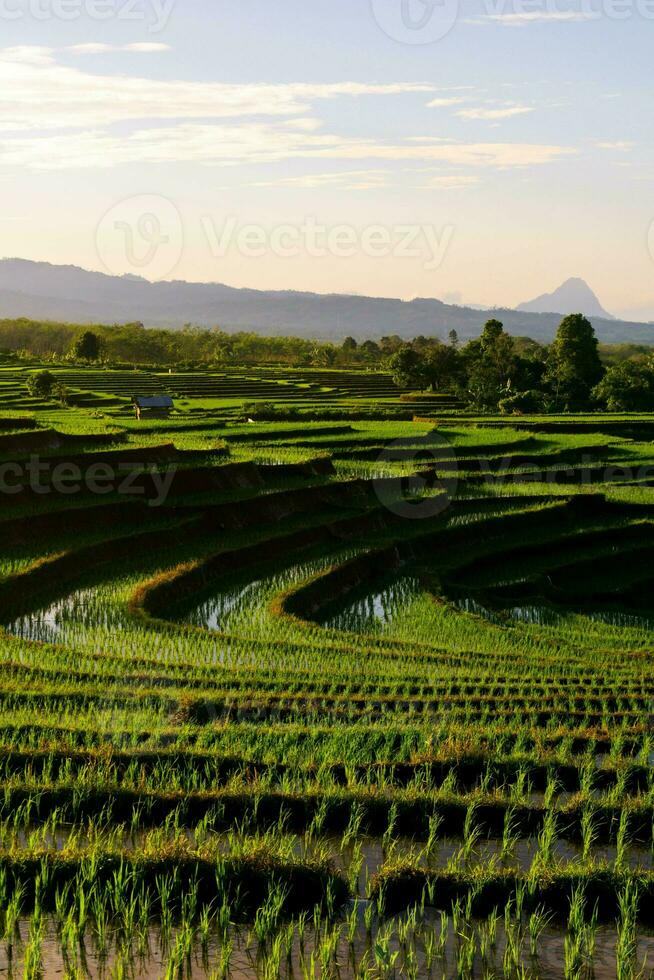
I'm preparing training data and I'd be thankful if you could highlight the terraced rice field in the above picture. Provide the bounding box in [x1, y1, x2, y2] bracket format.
[0, 368, 654, 976]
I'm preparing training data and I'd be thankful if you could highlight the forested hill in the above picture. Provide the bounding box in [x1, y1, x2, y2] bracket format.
[1, 258, 653, 344]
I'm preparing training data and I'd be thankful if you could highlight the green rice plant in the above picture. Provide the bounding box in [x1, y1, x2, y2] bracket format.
[543, 770, 561, 809]
[533, 810, 559, 871]
[615, 809, 632, 872]
[437, 911, 450, 956]
[341, 801, 366, 850]
[528, 904, 552, 957]
[456, 927, 476, 978]
[23, 910, 45, 980]
[348, 839, 364, 894]
[501, 805, 519, 862]
[253, 879, 291, 944]
[615, 881, 640, 980]
[423, 810, 443, 862]
[217, 936, 233, 979]
[502, 913, 524, 977]
[0, 408, 649, 974]
[461, 802, 481, 862]
[382, 801, 399, 854]
[564, 929, 585, 980]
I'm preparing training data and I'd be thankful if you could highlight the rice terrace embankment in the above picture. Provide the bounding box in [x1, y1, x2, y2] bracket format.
[0, 356, 653, 976]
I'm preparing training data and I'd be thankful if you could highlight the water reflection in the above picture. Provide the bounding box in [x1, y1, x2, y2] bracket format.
[5, 587, 129, 643]
[321, 575, 424, 633]
[184, 581, 263, 631]
[453, 594, 654, 630]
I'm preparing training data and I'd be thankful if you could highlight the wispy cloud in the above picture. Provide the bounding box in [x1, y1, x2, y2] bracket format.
[0, 47, 575, 173]
[66, 43, 171, 55]
[427, 97, 468, 108]
[457, 104, 535, 120]
[125, 43, 172, 53]
[0, 47, 434, 131]
[0, 124, 574, 171]
[253, 170, 390, 190]
[420, 174, 481, 189]
[594, 140, 634, 151]
[427, 92, 537, 121]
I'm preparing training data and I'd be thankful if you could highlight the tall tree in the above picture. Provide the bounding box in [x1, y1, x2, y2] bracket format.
[425, 342, 462, 391]
[70, 330, 101, 361]
[545, 314, 603, 410]
[465, 319, 517, 410]
[387, 346, 429, 389]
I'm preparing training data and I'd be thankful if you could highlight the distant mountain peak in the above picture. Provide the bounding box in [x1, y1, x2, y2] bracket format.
[0, 257, 649, 344]
[517, 277, 614, 320]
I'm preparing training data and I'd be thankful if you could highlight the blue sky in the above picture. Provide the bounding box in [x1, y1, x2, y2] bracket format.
[1, 0, 653, 318]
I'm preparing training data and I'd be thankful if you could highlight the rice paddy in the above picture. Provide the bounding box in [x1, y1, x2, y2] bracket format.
[0, 360, 653, 977]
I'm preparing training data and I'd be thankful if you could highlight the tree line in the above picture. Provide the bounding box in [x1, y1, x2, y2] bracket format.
[0, 319, 389, 370]
[387, 315, 654, 413]
[3, 314, 654, 412]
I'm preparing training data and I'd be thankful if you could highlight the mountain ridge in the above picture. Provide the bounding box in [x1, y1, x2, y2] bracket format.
[0, 258, 651, 345]
[517, 277, 614, 320]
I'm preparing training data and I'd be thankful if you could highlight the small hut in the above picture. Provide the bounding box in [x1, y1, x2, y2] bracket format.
[132, 395, 174, 420]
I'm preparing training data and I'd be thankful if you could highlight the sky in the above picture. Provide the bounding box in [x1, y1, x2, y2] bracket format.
[1, 0, 653, 319]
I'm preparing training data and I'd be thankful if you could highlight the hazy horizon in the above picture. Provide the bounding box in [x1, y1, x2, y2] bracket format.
[0, 256, 637, 325]
[1, 1, 653, 319]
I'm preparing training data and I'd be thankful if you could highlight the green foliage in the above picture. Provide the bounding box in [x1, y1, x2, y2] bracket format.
[0, 319, 385, 370]
[498, 389, 545, 415]
[25, 369, 56, 399]
[386, 347, 429, 389]
[52, 381, 69, 407]
[464, 320, 518, 411]
[0, 313, 648, 420]
[387, 339, 463, 394]
[424, 342, 463, 392]
[70, 331, 101, 361]
[241, 401, 300, 421]
[599, 342, 654, 365]
[545, 313, 604, 411]
[593, 356, 654, 411]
